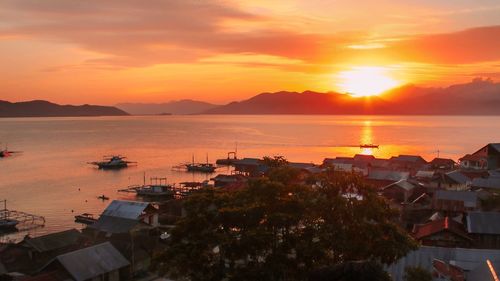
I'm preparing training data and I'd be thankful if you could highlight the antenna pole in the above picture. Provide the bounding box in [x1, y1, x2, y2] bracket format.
[143, 172, 146, 186]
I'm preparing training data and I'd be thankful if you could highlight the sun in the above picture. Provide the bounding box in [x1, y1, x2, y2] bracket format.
[337, 66, 400, 97]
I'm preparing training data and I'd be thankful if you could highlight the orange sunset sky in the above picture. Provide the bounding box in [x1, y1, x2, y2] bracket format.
[1, 0, 500, 104]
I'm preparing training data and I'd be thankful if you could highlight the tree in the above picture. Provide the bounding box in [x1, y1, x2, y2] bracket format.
[160, 167, 417, 281]
[404, 266, 432, 281]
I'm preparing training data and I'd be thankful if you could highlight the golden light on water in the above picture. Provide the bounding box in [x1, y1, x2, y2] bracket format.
[337, 66, 400, 97]
[360, 120, 374, 155]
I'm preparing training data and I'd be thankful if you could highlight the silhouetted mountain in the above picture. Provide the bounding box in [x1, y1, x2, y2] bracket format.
[116, 99, 218, 115]
[0, 100, 129, 117]
[205, 78, 500, 115]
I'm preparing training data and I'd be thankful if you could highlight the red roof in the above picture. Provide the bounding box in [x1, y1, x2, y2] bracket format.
[413, 217, 470, 240]
[431, 158, 456, 166]
[432, 259, 465, 281]
[459, 154, 485, 162]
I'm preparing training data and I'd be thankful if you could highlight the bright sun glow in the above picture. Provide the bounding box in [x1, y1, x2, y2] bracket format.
[337, 66, 400, 97]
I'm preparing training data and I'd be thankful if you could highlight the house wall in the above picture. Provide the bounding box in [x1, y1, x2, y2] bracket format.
[420, 231, 471, 248]
[470, 233, 500, 249]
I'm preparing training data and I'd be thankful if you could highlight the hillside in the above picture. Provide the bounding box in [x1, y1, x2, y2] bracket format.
[205, 79, 500, 115]
[116, 99, 218, 115]
[0, 100, 129, 117]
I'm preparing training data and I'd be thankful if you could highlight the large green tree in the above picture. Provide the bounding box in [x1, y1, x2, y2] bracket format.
[160, 167, 416, 281]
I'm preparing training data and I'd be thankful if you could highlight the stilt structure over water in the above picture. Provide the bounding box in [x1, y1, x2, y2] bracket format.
[0, 200, 45, 234]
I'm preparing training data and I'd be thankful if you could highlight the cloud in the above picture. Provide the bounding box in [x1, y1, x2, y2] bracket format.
[1, 0, 500, 71]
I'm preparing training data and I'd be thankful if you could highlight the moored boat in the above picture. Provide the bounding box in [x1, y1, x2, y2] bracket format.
[74, 213, 97, 225]
[360, 144, 379, 149]
[119, 176, 175, 198]
[186, 154, 216, 173]
[88, 155, 136, 169]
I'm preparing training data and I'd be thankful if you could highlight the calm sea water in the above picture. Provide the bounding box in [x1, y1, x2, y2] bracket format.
[1, 115, 500, 241]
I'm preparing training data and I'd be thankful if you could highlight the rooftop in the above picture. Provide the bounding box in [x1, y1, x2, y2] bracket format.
[467, 212, 500, 235]
[22, 229, 82, 253]
[51, 242, 129, 281]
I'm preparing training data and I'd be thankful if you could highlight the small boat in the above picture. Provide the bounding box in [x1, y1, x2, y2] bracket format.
[119, 176, 174, 197]
[0, 218, 19, 230]
[185, 154, 216, 173]
[97, 195, 109, 200]
[360, 144, 379, 149]
[88, 155, 136, 170]
[0, 200, 19, 231]
[74, 213, 97, 225]
[0, 144, 21, 158]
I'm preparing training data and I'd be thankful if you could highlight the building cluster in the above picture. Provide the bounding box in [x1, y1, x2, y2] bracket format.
[1, 143, 500, 280]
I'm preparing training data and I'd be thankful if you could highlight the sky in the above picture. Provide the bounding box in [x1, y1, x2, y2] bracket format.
[1, 0, 500, 104]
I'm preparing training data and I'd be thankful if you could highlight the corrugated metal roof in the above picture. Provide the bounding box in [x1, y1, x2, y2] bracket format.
[101, 200, 150, 219]
[415, 170, 435, 178]
[23, 229, 82, 253]
[490, 143, 500, 153]
[467, 212, 500, 235]
[445, 170, 470, 184]
[234, 158, 261, 166]
[55, 242, 129, 281]
[90, 215, 139, 234]
[386, 246, 500, 281]
[384, 180, 415, 191]
[435, 190, 478, 208]
[391, 155, 427, 163]
[467, 260, 500, 281]
[367, 170, 409, 181]
[472, 177, 500, 189]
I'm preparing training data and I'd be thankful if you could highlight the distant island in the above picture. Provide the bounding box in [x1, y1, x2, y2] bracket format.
[0, 100, 128, 117]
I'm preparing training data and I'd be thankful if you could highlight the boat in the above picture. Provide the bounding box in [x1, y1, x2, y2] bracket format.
[185, 154, 216, 173]
[360, 144, 379, 149]
[0, 200, 19, 231]
[0, 144, 21, 158]
[97, 195, 110, 200]
[74, 213, 97, 225]
[88, 155, 136, 169]
[119, 176, 175, 198]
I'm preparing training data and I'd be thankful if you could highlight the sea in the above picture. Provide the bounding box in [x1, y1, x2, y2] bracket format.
[1, 115, 500, 241]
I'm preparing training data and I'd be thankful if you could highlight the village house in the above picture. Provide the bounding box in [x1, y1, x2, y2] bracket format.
[381, 179, 418, 204]
[387, 246, 500, 281]
[411, 217, 473, 248]
[389, 155, 428, 174]
[87, 200, 160, 275]
[211, 174, 248, 188]
[471, 175, 500, 191]
[432, 190, 479, 213]
[34, 242, 130, 281]
[466, 211, 500, 249]
[233, 158, 268, 177]
[430, 157, 457, 171]
[365, 170, 410, 189]
[459, 143, 500, 170]
[322, 154, 390, 175]
[0, 229, 84, 275]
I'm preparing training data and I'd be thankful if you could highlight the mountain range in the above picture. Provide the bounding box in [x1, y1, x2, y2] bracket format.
[205, 78, 500, 115]
[2, 78, 500, 116]
[116, 99, 218, 115]
[0, 100, 128, 117]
